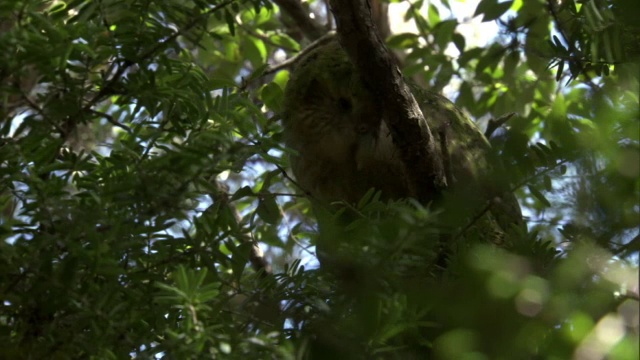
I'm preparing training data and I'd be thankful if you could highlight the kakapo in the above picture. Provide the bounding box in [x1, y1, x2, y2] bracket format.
[281, 38, 523, 248]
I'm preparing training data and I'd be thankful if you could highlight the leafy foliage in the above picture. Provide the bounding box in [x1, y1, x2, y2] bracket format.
[0, 0, 637, 359]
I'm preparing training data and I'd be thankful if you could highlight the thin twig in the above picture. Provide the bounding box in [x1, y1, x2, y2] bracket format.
[454, 158, 570, 240]
[20, 92, 66, 137]
[88, 109, 132, 133]
[274, 164, 312, 199]
[264, 31, 337, 74]
[484, 112, 516, 138]
[263, 58, 298, 75]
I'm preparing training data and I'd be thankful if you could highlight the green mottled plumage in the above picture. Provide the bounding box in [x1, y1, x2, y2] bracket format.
[282, 39, 523, 247]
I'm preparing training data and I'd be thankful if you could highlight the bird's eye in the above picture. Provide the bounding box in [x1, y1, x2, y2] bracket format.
[337, 97, 352, 112]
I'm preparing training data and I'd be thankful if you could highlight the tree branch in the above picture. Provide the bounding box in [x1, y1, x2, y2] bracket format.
[88, 109, 132, 134]
[328, 0, 447, 204]
[264, 31, 337, 75]
[484, 112, 516, 138]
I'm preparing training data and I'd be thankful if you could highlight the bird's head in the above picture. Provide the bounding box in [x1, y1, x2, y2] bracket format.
[282, 40, 381, 155]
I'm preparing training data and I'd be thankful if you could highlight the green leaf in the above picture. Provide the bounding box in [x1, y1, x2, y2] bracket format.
[428, 4, 441, 25]
[503, 51, 519, 76]
[271, 34, 300, 51]
[227, 240, 249, 281]
[434, 20, 458, 50]
[387, 33, 420, 49]
[224, 9, 236, 36]
[261, 82, 284, 113]
[476, 46, 507, 75]
[475, 0, 513, 22]
[452, 33, 466, 53]
[243, 37, 267, 67]
[231, 186, 254, 201]
[210, 77, 237, 90]
[528, 185, 551, 207]
[556, 60, 565, 82]
[256, 195, 280, 224]
[543, 175, 553, 191]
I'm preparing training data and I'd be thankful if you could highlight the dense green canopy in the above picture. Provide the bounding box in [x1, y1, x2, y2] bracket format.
[0, 0, 637, 358]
